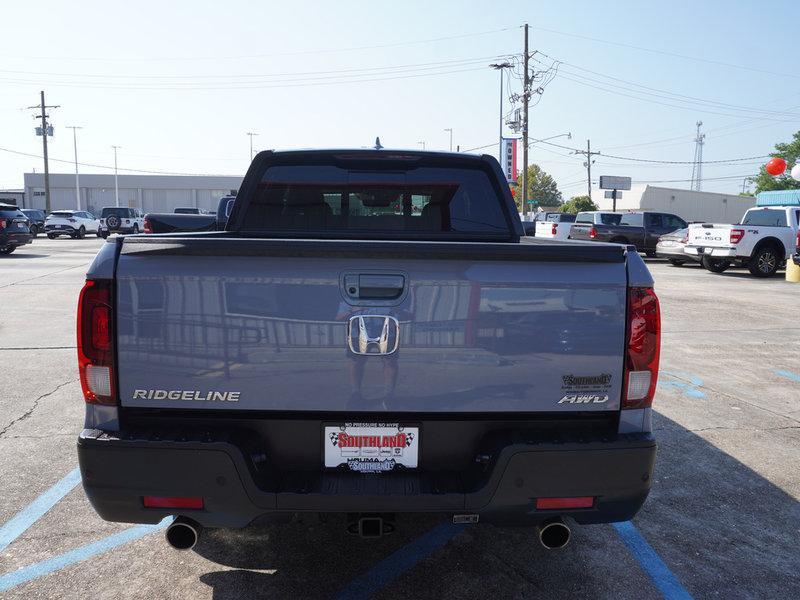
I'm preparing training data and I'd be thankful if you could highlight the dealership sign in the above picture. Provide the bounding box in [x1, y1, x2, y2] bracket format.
[501, 138, 518, 183]
[599, 175, 631, 190]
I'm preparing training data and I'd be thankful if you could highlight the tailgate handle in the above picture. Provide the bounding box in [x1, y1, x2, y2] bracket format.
[350, 274, 405, 300]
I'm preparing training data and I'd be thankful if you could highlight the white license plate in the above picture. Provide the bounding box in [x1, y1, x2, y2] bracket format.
[324, 423, 418, 472]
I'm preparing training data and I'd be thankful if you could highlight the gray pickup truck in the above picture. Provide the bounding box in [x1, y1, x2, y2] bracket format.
[77, 149, 659, 551]
[570, 211, 686, 256]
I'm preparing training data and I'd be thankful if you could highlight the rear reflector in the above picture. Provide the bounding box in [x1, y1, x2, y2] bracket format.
[143, 496, 204, 510]
[536, 497, 594, 510]
[622, 287, 661, 409]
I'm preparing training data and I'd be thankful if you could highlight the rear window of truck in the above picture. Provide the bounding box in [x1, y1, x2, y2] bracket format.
[620, 213, 643, 226]
[741, 209, 787, 227]
[239, 165, 509, 234]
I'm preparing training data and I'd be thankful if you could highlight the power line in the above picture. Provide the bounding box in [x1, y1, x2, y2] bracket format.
[0, 145, 236, 176]
[533, 26, 800, 80]
[4, 26, 519, 63]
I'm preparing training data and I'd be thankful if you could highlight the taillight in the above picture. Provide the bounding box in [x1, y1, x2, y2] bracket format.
[622, 287, 660, 409]
[551, 223, 558, 236]
[589, 227, 597, 239]
[77, 280, 116, 405]
[143, 217, 153, 234]
[0, 219, 6, 229]
[730, 229, 745, 244]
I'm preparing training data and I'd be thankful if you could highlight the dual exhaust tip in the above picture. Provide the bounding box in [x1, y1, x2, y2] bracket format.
[164, 515, 570, 551]
[165, 517, 201, 551]
[537, 517, 571, 550]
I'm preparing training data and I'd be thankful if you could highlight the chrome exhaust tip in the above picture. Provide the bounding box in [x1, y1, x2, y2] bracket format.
[165, 517, 201, 551]
[537, 517, 571, 550]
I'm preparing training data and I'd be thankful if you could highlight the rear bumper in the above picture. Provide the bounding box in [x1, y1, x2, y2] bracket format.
[0, 232, 33, 247]
[655, 245, 697, 261]
[78, 428, 656, 529]
[45, 225, 76, 234]
[685, 245, 738, 258]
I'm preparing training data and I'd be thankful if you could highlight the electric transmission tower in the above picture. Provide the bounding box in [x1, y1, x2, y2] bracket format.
[690, 121, 705, 191]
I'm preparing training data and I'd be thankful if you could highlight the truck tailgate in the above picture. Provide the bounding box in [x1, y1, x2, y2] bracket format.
[688, 224, 733, 248]
[115, 237, 627, 414]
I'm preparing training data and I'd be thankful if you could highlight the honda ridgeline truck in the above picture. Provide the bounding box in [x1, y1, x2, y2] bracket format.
[77, 150, 660, 550]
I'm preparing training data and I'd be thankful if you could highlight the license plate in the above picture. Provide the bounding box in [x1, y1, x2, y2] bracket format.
[324, 423, 418, 472]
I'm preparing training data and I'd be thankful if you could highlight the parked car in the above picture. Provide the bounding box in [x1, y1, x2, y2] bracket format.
[21, 209, 46, 236]
[574, 211, 623, 226]
[99, 207, 145, 238]
[0, 203, 33, 254]
[44, 210, 100, 239]
[534, 213, 576, 240]
[686, 206, 800, 277]
[570, 211, 687, 256]
[144, 195, 236, 234]
[655, 228, 697, 266]
[77, 149, 660, 550]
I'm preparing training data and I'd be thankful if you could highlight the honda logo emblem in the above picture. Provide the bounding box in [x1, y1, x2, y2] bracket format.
[347, 316, 400, 356]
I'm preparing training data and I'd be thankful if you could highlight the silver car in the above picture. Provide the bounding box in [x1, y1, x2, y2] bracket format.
[655, 228, 698, 266]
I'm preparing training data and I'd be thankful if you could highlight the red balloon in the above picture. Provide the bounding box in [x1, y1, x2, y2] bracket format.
[765, 157, 787, 176]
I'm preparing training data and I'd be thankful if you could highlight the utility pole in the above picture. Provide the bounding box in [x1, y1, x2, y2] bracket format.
[246, 132, 259, 161]
[522, 23, 530, 218]
[66, 126, 82, 210]
[444, 128, 453, 151]
[27, 91, 59, 214]
[111, 146, 121, 207]
[572, 139, 601, 199]
[690, 121, 705, 191]
[417, 141, 426, 150]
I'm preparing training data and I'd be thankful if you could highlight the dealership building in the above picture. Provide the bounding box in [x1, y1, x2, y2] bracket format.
[21, 173, 243, 215]
[590, 185, 756, 224]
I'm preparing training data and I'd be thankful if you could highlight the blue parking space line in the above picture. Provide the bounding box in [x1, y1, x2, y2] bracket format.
[613, 521, 693, 600]
[775, 369, 800, 383]
[0, 517, 172, 593]
[336, 522, 464, 600]
[0, 467, 81, 553]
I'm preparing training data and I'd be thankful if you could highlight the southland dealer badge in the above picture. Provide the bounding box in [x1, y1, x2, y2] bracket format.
[558, 373, 612, 404]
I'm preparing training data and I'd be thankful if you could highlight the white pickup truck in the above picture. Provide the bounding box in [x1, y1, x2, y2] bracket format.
[685, 206, 800, 277]
[534, 213, 576, 240]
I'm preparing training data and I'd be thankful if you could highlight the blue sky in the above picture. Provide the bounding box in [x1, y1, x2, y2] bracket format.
[1, 0, 797, 196]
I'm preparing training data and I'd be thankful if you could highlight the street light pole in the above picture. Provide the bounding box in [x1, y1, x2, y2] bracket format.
[66, 126, 82, 210]
[111, 145, 121, 207]
[444, 128, 453, 151]
[246, 132, 259, 161]
[489, 62, 512, 164]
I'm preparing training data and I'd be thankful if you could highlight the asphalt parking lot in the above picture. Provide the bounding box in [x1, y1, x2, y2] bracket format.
[1, 237, 798, 599]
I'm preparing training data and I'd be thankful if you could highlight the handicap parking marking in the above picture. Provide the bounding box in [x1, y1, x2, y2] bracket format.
[658, 372, 706, 399]
[0, 467, 81, 554]
[774, 369, 800, 383]
[336, 522, 465, 600]
[0, 517, 172, 593]
[613, 521, 693, 600]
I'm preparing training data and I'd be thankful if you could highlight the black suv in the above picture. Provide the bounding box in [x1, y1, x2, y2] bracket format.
[0, 203, 33, 255]
[21, 209, 46, 236]
[99, 207, 144, 238]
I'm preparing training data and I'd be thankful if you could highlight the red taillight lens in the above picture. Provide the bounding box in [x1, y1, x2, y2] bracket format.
[551, 223, 558, 236]
[589, 227, 597, 239]
[536, 496, 595, 510]
[143, 496, 204, 510]
[730, 229, 745, 244]
[622, 287, 660, 409]
[77, 279, 116, 405]
[143, 217, 153, 234]
[0, 219, 7, 229]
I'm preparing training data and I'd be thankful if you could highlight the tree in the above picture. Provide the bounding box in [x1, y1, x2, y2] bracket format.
[751, 131, 800, 194]
[518, 164, 562, 211]
[561, 195, 597, 214]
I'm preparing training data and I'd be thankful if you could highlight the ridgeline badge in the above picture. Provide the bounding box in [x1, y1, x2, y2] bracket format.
[132, 389, 240, 402]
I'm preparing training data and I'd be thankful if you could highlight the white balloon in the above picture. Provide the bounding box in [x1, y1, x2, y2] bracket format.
[791, 164, 800, 181]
